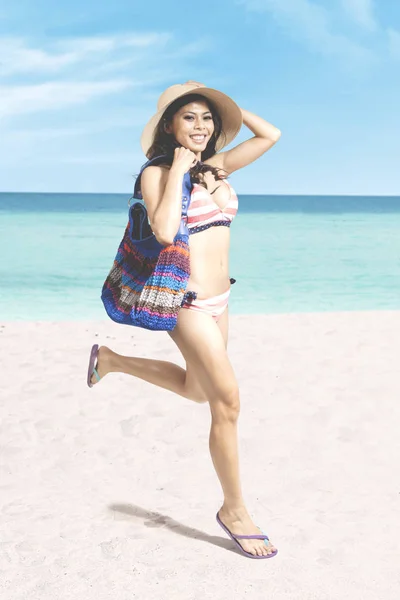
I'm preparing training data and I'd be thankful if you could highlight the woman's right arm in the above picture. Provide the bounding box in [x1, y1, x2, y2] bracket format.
[140, 165, 184, 246]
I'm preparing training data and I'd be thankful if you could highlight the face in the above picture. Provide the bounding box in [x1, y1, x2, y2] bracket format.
[165, 100, 215, 159]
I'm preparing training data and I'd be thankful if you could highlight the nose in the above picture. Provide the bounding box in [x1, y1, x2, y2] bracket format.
[194, 117, 207, 128]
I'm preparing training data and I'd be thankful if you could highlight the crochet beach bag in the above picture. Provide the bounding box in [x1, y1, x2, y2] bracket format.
[101, 155, 193, 331]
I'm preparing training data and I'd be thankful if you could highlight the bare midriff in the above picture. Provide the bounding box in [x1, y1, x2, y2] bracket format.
[186, 223, 231, 299]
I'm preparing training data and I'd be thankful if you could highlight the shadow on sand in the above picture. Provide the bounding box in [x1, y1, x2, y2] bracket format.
[108, 503, 240, 556]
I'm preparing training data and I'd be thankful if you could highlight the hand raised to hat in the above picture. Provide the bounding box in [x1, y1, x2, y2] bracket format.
[184, 80, 243, 113]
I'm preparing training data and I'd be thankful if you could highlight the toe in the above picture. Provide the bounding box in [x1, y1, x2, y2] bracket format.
[246, 543, 259, 557]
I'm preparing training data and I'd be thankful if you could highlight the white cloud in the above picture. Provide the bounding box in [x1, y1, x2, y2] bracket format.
[0, 33, 172, 76]
[0, 31, 207, 119]
[237, 0, 375, 65]
[0, 80, 133, 118]
[56, 32, 172, 56]
[0, 37, 78, 75]
[340, 0, 377, 32]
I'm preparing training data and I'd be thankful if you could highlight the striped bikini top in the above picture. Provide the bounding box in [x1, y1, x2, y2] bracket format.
[186, 178, 238, 235]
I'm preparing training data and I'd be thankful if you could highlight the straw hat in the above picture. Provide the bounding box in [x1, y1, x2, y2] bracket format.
[140, 83, 243, 158]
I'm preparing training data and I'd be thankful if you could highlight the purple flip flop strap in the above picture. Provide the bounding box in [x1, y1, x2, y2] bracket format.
[233, 532, 270, 541]
[87, 344, 100, 388]
[216, 513, 271, 543]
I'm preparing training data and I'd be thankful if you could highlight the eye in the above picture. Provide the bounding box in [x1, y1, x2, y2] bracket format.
[184, 115, 213, 120]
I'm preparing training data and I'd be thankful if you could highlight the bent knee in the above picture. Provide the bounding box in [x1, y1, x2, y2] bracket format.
[211, 385, 240, 421]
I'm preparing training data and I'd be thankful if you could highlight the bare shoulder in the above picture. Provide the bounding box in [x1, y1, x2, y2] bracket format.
[142, 164, 171, 175]
[141, 164, 170, 186]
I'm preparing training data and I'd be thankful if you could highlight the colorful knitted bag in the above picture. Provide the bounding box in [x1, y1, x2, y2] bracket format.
[101, 154, 193, 331]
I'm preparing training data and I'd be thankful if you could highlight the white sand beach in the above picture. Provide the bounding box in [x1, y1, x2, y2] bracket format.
[1, 312, 399, 600]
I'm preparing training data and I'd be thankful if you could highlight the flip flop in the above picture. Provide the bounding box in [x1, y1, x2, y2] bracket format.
[87, 344, 101, 388]
[216, 512, 278, 560]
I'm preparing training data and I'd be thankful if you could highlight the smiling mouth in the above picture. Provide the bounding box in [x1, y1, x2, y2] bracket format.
[190, 135, 207, 143]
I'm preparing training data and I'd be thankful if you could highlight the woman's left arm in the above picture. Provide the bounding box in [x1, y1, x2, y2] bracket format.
[183, 81, 281, 174]
[216, 108, 281, 175]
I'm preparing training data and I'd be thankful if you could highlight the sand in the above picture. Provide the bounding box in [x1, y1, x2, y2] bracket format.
[1, 312, 399, 600]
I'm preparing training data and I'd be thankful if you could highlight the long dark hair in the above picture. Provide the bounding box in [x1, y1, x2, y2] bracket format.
[143, 93, 229, 189]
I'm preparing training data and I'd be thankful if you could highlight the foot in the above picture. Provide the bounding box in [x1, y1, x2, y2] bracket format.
[90, 346, 113, 386]
[218, 505, 277, 557]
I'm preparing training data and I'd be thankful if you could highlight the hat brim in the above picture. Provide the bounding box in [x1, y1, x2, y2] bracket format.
[140, 87, 243, 159]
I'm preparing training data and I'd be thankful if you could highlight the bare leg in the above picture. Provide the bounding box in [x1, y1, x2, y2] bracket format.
[168, 308, 277, 558]
[90, 346, 206, 403]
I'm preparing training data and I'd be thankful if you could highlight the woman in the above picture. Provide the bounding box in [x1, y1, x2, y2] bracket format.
[88, 81, 281, 559]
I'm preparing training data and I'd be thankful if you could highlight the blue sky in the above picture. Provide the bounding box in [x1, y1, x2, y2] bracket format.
[0, 0, 399, 195]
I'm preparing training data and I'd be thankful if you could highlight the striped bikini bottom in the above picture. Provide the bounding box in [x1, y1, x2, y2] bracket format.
[180, 278, 236, 323]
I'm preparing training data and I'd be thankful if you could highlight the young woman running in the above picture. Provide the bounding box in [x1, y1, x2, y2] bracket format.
[88, 81, 281, 559]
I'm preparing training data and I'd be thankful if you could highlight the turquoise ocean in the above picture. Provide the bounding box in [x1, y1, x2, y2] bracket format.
[1, 192, 399, 321]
